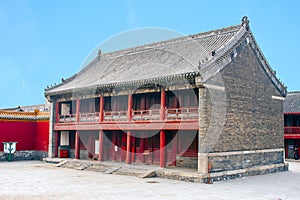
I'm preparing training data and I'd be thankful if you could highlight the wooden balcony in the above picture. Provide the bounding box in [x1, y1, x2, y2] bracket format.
[104, 111, 127, 121]
[165, 107, 198, 120]
[57, 107, 198, 124]
[132, 109, 160, 121]
[284, 127, 300, 134]
[79, 112, 100, 122]
[58, 114, 76, 123]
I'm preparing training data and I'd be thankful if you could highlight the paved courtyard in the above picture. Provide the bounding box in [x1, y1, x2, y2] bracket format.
[0, 160, 300, 200]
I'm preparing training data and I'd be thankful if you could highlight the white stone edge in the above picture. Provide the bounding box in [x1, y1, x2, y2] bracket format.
[208, 148, 284, 157]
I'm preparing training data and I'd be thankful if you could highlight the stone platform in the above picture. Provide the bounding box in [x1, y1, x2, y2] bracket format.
[43, 158, 288, 183]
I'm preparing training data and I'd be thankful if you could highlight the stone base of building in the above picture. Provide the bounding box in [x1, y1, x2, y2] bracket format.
[207, 148, 285, 173]
[156, 163, 288, 183]
[44, 156, 288, 183]
[0, 151, 48, 161]
[204, 163, 288, 183]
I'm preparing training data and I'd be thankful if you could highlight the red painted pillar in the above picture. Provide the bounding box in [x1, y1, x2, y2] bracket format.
[76, 99, 80, 123]
[160, 130, 166, 168]
[131, 134, 135, 163]
[55, 102, 60, 123]
[98, 130, 104, 161]
[127, 93, 133, 121]
[126, 131, 131, 164]
[54, 131, 59, 157]
[125, 93, 133, 164]
[99, 96, 104, 122]
[75, 131, 80, 159]
[160, 88, 167, 167]
[160, 89, 166, 120]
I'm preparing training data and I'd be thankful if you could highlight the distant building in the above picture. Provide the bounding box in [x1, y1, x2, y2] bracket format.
[284, 91, 300, 159]
[45, 17, 287, 179]
[0, 104, 49, 160]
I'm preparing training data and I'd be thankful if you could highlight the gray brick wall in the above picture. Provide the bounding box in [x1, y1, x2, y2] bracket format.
[205, 44, 284, 153]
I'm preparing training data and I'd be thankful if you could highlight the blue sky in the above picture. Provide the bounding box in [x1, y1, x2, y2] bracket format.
[0, 0, 299, 108]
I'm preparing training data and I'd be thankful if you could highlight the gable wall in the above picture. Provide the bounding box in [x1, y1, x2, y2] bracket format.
[207, 44, 284, 153]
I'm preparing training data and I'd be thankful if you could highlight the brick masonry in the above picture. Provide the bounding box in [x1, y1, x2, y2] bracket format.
[198, 40, 286, 174]
[0, 151, 48, 161]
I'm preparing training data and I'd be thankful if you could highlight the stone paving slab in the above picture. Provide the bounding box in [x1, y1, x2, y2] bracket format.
[0, 160, 299, 199]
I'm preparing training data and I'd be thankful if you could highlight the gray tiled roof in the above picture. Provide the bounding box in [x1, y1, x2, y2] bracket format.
[45, 17, 285, 97]
[284, 92, 300, 113]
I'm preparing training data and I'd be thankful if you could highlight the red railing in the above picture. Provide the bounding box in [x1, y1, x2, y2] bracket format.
[284, 127, 300, 134]
[79, 112, 100, 122]
[104, 110, 127, 121]
[132, 109, 160, 121]
[165, 107, 198, 120]
[58, 107, 198, 123]
[58, 114, 76, 123]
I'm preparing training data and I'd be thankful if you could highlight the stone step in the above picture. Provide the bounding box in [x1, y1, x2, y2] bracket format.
[104, 166, 121, 174]
[55, 160, 69, 167]
[77, 163, 93, 170]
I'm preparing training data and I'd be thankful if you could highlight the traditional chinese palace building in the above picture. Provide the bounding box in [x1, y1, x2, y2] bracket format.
[45, 17, 288, 176]
[284, 91, 300, 158]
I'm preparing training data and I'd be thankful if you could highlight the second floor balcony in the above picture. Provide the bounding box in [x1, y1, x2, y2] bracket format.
[58, 107, 198, 124]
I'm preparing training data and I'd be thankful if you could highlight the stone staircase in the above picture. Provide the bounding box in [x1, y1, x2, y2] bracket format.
[44, 158, 157, 178]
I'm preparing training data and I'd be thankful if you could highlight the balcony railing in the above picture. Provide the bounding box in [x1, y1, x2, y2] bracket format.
[284, 127, 300, 134]
[104, 110, 127, 121]
[57, 107, 199, 123]
[165, 107, 198, 120]
[79, 112, 100, 122]
[132, 109, 160, 121]
[59, 114, 76, 123]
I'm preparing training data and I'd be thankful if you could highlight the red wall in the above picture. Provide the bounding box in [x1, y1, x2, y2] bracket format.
[35, 121, 49, 151]
[0, 120, 49, 152]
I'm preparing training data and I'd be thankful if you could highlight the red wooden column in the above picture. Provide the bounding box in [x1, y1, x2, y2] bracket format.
[98, 130, 104, 161]
[127, 93, 133, 121]
[131, 134, 136, 163]
[55, 102, 60, 123]
[160, 89, 167, 168]
[126, 93, 133, 164]
[54, 131, 59, 157]
[99, 96, 104, 122]
[75, 131, 80, 159]
[98, 96, 105, 161]
[76, 99, 80, 123]
[160, 89, 166, 120]
[160, 130, 166, 168]
[126, 131, 131, 164]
